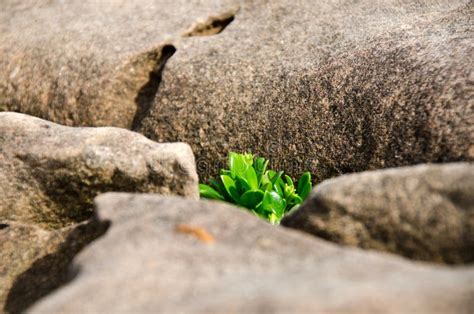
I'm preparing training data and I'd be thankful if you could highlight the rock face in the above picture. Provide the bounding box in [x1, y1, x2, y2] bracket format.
[137, 0, 474, 181]
[0, 112, 198, 229]
[282, 163, 474, 264]
[0, 0, 239, 127]
[0, 220, 107, 313]
[29, 194, 474, 313]
[0, 112, 198, 312]
[2, 0, 471, 182]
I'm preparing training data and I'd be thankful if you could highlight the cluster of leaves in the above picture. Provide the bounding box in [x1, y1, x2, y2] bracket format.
[199, 152, 312, 224]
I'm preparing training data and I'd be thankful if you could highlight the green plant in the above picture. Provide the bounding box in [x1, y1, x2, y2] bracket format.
[199, 152, 312, 224]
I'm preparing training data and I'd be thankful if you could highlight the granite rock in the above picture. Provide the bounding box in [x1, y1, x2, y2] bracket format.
[29, 193, 474, 313]
[137, 0, 474, 182]
[0, 112, 198, 229]
[282, 163, 474, 264]
[0, 0, 239, 127]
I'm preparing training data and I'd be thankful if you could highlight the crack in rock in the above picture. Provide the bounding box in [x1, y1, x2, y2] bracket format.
[182, 10, 237, 37]
[131, 45, 177, 130]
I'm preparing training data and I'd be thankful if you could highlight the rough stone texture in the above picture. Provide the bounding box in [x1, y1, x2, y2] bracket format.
[29, 194, 474, 313]
[0, 0, 239, 127]
[0, 112, 198, 230]
[0, 112, 197, 312]
[137, 0, 474, 182]
[282, 163, 474, 265]
[0, 219, 107, 313]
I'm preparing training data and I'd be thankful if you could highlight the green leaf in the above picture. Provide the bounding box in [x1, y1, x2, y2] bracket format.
[285, 175, 294, 188]
[242, 153, 254, 167]
[254, 157, 268, 175]
[292, 194, 303, 205]
[229, 152, 249, 178]
[297, 172, 312, 201]
[274, 181, 284, 198]
[261, 191, 286, 217]
[270, 171, 284, 185]
[199, 184, 224, 201]
[244, 167, 258, 190]
[235, 176, 251, 194]
[221, 175, 240, 203]
[209, 178, 226, 196]
[239, 190, 264, 209]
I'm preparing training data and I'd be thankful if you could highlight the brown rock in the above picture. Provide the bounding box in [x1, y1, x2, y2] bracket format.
[137, 0, 474, 182]
[0, 220, 107, 313]
[0, 112, 198, 229]
[0, 0, 239, 127]
[29, 193, 474, 313]
[282, 163, 474, 264]
[0, 112, 197, 311]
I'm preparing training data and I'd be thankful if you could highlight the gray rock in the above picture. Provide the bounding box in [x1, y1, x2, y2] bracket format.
[282, 163, 474, 264]
[137, 0, 474, 182]
[30, 193, 474, 313]
[0, 220, 107, 313]
[0, 0, 239, 127]
[0, 112, 197, 312]
[0, 112, 198, 229]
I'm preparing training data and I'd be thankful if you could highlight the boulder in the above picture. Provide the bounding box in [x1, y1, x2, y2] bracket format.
[2, 1, 471, 182]
[30, 193, 474, 313]
[0, 112, 198, 229]
[137, 0, 474, 182]
[282, 163, 474, 264]
[0, 220, 107, 313]
[0, 0, 239, 127]
[0, 112, 197, 311]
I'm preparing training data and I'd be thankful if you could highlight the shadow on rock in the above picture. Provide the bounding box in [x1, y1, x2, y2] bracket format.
[5, 218, 110, 313]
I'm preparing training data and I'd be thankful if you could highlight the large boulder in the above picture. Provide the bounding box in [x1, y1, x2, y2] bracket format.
[29, 194, 474, 313]
[282, 163, 474, 264]
[2, 1, 471, 182]
[0, 0, 239, 127]
[137, 0, 473, 181]
[0, 112, 198, 229]
[0, 112, 198, 312]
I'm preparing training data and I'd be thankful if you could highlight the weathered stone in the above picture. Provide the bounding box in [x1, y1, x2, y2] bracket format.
[30, 194, 474, 313]
[0, 112, 197, 312]
[0, 0, 239, 128]
[137, 0, 474, 182]
[0, 112, 198, 229]
[0, 220, 107, 313]
[282, 163, 474, 264]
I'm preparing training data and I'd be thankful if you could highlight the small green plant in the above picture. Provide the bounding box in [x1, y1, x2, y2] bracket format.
[199, 152, 312, 224]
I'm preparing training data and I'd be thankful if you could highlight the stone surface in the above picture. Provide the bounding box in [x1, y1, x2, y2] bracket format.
[30, 194, 474, 313]
[282, 163, 474, 264]
[137, 0, 474, 182]
[0, 220, 107, 313]
[0, 112, 198, 229]
[0, 112, 197, 312]
[0, 0, 239, 127]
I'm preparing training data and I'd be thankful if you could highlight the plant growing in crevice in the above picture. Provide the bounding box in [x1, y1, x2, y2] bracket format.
[199, 152, 312, 224]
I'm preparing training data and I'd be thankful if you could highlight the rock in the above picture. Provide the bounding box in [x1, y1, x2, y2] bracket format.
[0, 112, 198, 229]
[29, 193, 474, 313]
[137, 0, 474, 182]
[0, 0, 239, 128]
[0, 220, 107, 313]
[282, 163, 474, 264]
[0, 112, 197, 311]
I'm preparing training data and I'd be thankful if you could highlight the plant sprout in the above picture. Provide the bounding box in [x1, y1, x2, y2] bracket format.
[199, 152, 312, 224]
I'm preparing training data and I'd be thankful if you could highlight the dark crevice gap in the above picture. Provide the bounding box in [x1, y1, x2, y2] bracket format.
[183, 11, 236, 37]
[5, 218, 110, 313]
[131, 44, 176, 131]
[0, 223, 9, 230]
